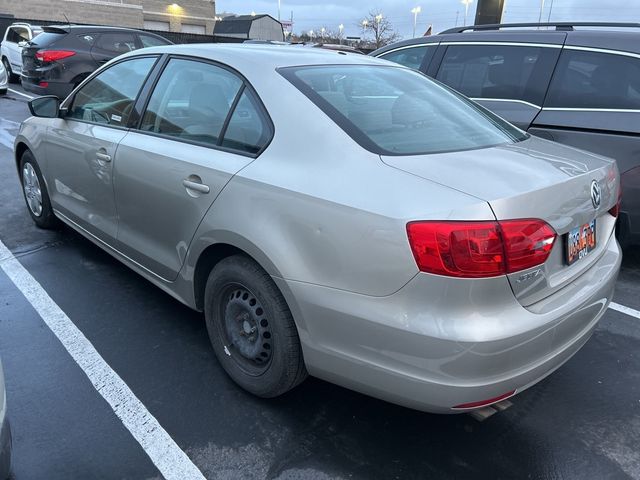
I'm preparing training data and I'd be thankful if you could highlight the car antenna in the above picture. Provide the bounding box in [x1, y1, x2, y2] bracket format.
[62, 13, 71, 28]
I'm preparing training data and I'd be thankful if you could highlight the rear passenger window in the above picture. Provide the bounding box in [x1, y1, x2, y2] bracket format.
[140, 59, 242, 147]
[436, 44, 556, 105]
[68, 57, 157, 125]
[546, 49, 640, 109]
[379, 45, 434, 71]
[221, 90, 271, 154]
[96, 33, 137, 54]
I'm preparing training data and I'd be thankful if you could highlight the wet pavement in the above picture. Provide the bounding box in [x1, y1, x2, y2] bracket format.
[1, 84, 639, 479]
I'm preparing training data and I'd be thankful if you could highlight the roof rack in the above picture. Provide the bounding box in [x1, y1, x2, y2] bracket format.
[441, 22, 640, 34]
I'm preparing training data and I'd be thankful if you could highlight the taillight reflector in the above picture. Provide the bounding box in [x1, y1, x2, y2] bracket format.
[609, 186, 622, 218]
[406, 219, 556, 278]
[452, 390, 516, 410]
[35, 50, 76, 63]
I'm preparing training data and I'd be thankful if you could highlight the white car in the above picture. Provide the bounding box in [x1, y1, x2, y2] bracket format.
[1, 23, 42, 82]
[0, 61, 7, 95]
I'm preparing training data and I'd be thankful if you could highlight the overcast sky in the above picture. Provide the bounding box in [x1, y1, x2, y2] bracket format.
[216, 0, 640, 39]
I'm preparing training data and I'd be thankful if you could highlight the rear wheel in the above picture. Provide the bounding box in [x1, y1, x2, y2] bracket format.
[2, 57, 19, 83]
[20, 150, 59, 229]
[204, 255, 307, 397]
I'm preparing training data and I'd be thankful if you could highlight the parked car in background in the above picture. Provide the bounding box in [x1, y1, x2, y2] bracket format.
[372, 22, 640, 247]
[14, 44, 620, 413]
[0, 62, 7, 95]
[21, 25, 171, 99]
[1, 22, 43, 83]
[0, 358, 11, 479]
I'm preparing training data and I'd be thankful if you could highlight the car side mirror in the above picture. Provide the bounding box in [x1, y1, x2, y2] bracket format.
[28, 96, 61, 118]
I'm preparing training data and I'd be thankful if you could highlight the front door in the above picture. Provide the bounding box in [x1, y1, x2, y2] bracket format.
[114, 57, 272, 280]
[46, 56, 158, 244]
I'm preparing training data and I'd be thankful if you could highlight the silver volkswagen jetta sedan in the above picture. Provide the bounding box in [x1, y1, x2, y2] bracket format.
[14, 44, 621, 413]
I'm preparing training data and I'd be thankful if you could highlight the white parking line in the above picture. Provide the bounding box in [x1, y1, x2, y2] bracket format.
[7, 88, 34, 100]
[609, 301, 640, 319]
[0, 239, 206, 480]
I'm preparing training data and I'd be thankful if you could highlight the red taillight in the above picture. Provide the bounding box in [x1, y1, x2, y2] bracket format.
[38, 81, 49, 88]
[452, 390, 516, 410]
[35, 50, 76, 63]
[406, 219, 556, 278]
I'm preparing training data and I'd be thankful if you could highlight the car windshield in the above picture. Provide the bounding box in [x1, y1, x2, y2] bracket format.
[279, 64, 528, 156]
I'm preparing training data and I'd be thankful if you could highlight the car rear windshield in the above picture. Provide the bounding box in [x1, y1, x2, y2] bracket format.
[30, 31, 66, 47]
[279, 65, 528, 156]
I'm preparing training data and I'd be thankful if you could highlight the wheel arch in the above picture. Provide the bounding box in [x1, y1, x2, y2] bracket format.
[15, 141, 30, 174]
[190, 236, 308, 328]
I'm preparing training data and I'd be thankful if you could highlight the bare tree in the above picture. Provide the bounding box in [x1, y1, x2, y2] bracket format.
[360, 10, 401, 49]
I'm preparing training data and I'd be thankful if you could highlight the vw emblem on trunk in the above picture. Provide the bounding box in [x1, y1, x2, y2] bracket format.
[590, 180, 601, 209]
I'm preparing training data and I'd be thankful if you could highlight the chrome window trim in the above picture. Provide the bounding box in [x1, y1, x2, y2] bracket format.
[542, 107, 640, 113]
[439, 41, 562, 48]
[563, 45, 640, 60]
[471, 98, 542, 109]
[377, 43, 438, 57]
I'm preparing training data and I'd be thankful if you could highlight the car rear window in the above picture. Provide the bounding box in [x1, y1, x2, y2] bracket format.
[31, 31, 66, 47]
[280, 65, 527, 156]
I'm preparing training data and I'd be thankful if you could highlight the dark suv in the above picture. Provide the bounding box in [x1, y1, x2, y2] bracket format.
[372, 22, 640, 247]
[21, 25, 171, 99]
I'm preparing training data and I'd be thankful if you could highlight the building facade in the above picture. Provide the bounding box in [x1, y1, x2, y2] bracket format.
[0, 0, 216, 34]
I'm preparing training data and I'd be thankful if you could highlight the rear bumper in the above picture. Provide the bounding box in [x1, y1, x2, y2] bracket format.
[618, 166, 640, 247]
[21, 76, 73, 99]
[278, 232, 621, 413]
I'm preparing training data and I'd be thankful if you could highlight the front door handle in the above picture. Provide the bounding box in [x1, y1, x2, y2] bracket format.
[96, 152, 111, 162]
[183, 178, 210, 194]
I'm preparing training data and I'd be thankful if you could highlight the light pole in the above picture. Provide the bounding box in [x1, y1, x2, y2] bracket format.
[461, 0, 473, 27]
[320, 27, 325, 41]
[308, 29, 314, 42]
[338, 23, 344, 44]
[411, 6, 421, 38]
[278, 0, 281, 22]
[375, 13, 383, 24]
[538, 0, 545, 25]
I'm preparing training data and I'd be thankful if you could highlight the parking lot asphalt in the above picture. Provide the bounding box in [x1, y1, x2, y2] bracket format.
[1, 84, 640, 480]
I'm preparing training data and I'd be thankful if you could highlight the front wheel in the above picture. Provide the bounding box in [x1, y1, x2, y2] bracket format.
[20, 150, 59, 229]
[204, 255, 307, 397]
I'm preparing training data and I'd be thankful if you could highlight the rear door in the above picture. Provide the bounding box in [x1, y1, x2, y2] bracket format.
[113, 57, 273, 280]
[6, 26, 30, 73]
[46, 56, 159, 244]
[432, 35, 563, 130]
[531, 45, 640, 174]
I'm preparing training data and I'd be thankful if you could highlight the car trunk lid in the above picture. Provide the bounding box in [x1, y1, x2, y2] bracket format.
[381, 135, 619, 306]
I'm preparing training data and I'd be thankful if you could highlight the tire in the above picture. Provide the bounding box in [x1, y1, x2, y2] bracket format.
[204, 255, 307, 397]
[19, 150, 59, 229]
[2, 57, 19, 84]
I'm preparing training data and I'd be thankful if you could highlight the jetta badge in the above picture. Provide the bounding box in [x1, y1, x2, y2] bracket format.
[590, 180, 601, 209]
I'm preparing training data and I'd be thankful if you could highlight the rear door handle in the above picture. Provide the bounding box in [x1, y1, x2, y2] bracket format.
[96, 152, 111, 162]
[182, 179, 210, 194]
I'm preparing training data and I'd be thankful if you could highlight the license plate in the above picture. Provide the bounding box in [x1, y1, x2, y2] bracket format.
[566, 219, 596, 265]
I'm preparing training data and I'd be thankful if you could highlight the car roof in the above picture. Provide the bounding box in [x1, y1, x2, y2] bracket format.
[372, 24, 640, 56]
[43, 25, 161, 34]
[128, 43, 392, 69]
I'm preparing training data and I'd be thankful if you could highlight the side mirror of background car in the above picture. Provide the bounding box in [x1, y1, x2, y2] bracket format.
[28, 96, 61, 118]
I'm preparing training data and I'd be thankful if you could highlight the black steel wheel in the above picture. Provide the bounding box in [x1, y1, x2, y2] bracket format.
[204, 255, 307, 397]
